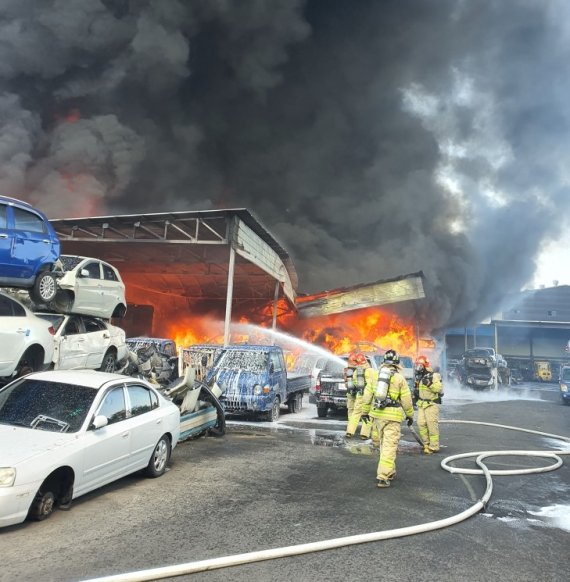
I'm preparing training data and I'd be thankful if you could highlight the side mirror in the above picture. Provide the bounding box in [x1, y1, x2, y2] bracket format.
[269, 363, 275, 374]
[79, 268, 90, 278]
[91, 415, 108, 430]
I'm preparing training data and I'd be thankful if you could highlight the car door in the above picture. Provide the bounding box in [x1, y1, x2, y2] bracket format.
[10, 206, 51, 279]
[81, 316, 110, 368]
[0, 295, 28, 374]
[100, 262, 124, 316]
[269, 350, 286, 394]
[79, 385, 132, 494]
[73, 260, 103, 314]
[125, 384, 163, 467]
[57, 316, 88, 369]
[0, 203, 15, 278]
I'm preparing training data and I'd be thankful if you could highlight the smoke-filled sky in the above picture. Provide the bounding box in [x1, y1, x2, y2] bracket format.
[1, 0, 569, 330]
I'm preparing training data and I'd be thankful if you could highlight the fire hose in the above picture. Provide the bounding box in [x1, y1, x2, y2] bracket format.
[82, 420, 570, 582]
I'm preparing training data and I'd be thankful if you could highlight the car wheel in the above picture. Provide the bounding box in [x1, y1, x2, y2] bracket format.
[30, 271, 58, 304]
[15, 350, 40, 378]
[112, 304, 127, 319]
[28, 485, 56, 521]
[266, 397, 280, 422]
[288, 392, 303, 413]
[99, 350, 117, 373]
[317, 403, 328, 418]
[145, 435, 171, 478]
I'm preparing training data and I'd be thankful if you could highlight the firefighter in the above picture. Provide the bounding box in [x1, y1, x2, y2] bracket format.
[413, 355, 430, 405]
[361, 349, 414, 488]
[415, 356, 443, 454]
[345, 352, 373, 440]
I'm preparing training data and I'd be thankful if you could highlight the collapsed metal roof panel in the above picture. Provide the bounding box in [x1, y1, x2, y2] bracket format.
[296, 271, 425, 318]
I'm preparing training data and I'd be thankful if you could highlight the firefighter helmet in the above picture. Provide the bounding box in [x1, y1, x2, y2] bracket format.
[416, 355, 430, 368]
[349, 352, 367, 366]
[383, 349, 400, 365]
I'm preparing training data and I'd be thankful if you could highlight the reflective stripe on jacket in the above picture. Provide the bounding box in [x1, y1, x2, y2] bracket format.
[362, 366, 414, 421]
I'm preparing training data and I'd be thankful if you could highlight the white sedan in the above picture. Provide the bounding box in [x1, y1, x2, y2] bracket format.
[0, 370, 180, 527]
[0, 291, 54, 381]
[52, 256, 127, 320]
[36, 313, 128, 372]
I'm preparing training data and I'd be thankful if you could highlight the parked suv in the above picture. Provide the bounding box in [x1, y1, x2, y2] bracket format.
[0, 291, 55, 382]
[0, 196, 60, 303]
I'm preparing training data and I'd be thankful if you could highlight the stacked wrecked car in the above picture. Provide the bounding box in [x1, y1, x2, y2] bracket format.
[0, 196, 128, 382]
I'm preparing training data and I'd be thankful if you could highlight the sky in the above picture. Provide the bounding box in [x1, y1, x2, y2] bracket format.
[1, 0, 570, 331]
[533, 232, 570, 289]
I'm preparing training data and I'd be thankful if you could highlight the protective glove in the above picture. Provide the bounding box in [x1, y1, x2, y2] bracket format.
[406, 417, 414, 427]
[361, 414, 370, 423]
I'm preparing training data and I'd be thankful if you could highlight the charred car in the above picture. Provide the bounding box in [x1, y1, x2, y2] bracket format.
[456, 348, 498, 390]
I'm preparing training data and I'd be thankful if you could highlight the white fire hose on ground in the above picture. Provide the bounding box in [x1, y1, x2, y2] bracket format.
[82, 420, 570, 582]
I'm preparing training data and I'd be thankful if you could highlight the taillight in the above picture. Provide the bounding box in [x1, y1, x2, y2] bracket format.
[315, 381, 321, 392]
[48, 326, 55, 336]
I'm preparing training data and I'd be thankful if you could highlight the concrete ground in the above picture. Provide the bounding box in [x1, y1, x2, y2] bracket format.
[1, 381, 569, 582]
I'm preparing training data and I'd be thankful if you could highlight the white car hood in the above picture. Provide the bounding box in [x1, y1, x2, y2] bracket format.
[0, 424, 76, 466]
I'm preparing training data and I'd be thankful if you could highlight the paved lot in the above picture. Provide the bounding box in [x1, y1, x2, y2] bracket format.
[2, 382, 569, 582]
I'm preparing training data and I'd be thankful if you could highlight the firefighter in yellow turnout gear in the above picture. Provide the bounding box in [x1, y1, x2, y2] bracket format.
[415, 357, 443, 454]
[345, 352, 373, 440]
[361, 349, 414, 488]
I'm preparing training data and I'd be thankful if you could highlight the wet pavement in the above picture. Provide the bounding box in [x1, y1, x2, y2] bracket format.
[1, 382, 569, 582]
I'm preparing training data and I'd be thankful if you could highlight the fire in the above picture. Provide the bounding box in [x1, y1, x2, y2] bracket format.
[283, 307, 417, 356]
[123, 284, 417, 358]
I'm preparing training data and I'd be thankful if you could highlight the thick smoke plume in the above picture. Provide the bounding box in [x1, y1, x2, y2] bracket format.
[1, 0, 569, 330]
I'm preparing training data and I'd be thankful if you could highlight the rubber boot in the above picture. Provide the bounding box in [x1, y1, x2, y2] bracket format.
[423, 445, 433, 455]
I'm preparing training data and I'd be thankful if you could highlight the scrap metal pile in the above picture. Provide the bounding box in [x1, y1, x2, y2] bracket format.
[120, 340, 179, 387]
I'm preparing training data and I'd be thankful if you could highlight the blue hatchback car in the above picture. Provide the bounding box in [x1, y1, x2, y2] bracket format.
[0, 196, 61, 303]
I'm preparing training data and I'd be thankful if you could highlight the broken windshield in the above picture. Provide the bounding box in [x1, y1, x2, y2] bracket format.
[59, 255, 84, 272]
[0, 379, 97, 433]
[218, 350, 268, 372]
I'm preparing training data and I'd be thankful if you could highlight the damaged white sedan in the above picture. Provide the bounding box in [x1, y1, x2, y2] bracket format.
[0, 370, 180, 527]
[51, 256, 127, 320]
[35, 313, 128, 372]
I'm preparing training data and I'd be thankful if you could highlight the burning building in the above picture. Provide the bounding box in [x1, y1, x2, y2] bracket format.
[51, 209, 427, 357]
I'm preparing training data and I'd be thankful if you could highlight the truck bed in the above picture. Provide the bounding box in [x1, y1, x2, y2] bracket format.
[286, 373, 312, 394]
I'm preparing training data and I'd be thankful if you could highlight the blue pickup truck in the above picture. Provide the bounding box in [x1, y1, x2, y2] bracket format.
[203, 344, 311, 421]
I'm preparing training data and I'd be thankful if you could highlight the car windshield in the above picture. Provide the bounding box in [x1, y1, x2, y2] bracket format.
[322, 358, 347, 375]
[36, 313, 65, 332]
[0, 378, 97, 433]
[218, 350, 268, 372]
[59, 255, 84, 271]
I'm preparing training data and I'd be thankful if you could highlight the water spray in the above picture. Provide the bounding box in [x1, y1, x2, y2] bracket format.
[233, 323, 346, 367]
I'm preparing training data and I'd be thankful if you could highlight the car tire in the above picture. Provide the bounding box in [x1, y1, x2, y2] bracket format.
[266, 397, 280, 422]
[317, 403, 328, 418]
[28, 485, 56, 521]
[15, 350, 40, 378]
[30, 271, 58, 304]
[99, 350, 117, 373]
[112, 304, 127, 319]
[288, 392, 303, 413]
[145, 435, 171, 478]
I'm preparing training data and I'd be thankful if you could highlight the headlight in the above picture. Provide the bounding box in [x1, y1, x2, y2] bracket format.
[561, 384, 568, 393]
[0, 468, 16, 487]
[467, 376, 474, 383]
[253, 384, 262, 395]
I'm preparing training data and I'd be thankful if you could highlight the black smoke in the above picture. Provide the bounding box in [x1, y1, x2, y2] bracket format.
[1, 0, 569, 330]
